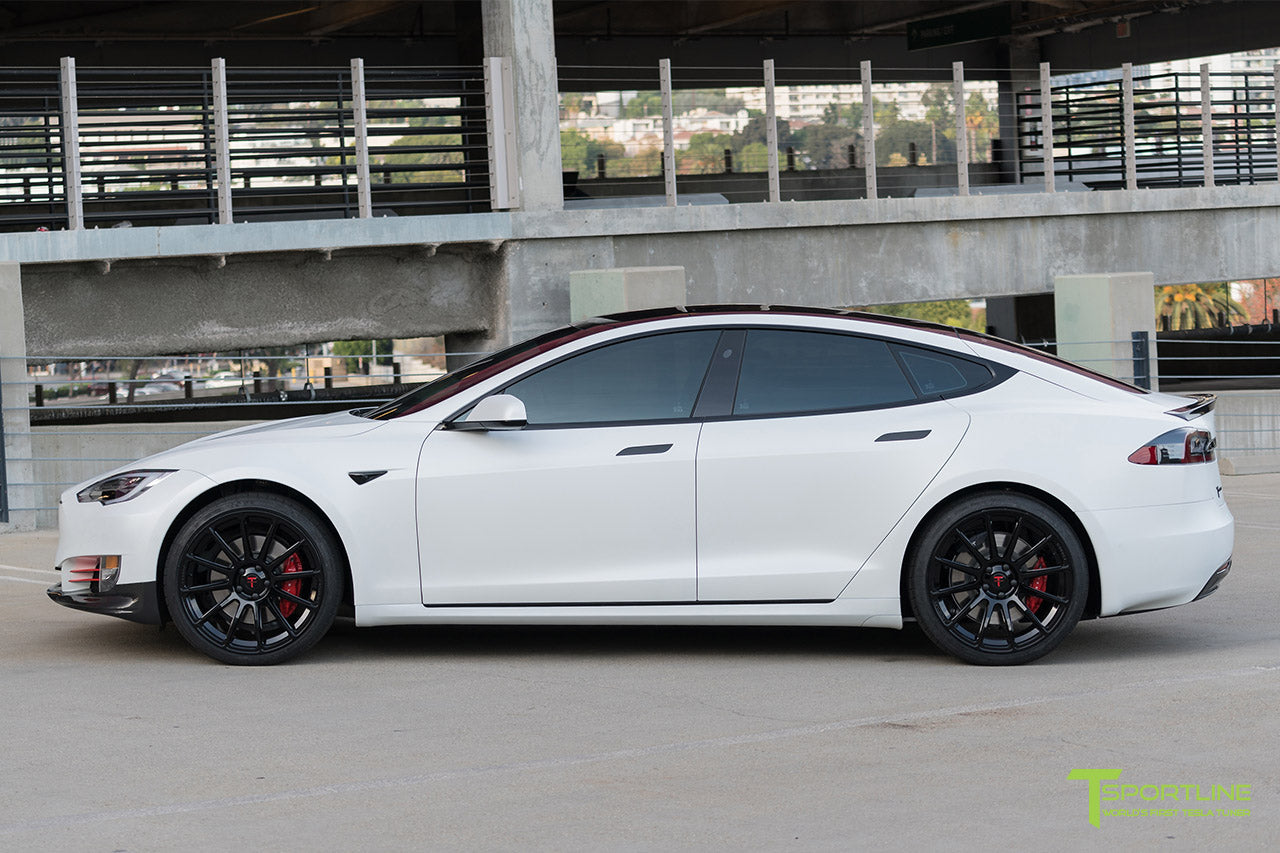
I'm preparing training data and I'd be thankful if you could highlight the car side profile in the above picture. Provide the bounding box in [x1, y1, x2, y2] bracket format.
[49, 306, 1233, 665]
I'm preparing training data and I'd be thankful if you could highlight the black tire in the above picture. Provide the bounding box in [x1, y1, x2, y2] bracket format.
[907, 492, 1088, 666]
[163, 492, 343, 665]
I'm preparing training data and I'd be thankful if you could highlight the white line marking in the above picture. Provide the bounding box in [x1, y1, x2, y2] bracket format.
[0, 575, 50, 585]
[1235, 522, 1280, 531]
[2, 663, 1277, 835]
[0, 564, 58, 576]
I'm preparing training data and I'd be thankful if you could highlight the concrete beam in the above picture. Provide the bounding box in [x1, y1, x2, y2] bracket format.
[11, 185, 1280, 355]
[21, 247, 501, 357]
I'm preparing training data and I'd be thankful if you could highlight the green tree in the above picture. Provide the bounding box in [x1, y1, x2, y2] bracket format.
[859, 299, 985, 331]
[333, 339, 394, 372]
[679, 132, 734, 174]
[560, 129, 626, 176]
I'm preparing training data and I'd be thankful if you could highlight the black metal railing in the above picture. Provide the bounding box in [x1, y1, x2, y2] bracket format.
[1018, 68, 1278, 189]
[0, 63, 490, 232]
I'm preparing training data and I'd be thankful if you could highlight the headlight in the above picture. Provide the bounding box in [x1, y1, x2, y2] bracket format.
[77, 470, 176, 505]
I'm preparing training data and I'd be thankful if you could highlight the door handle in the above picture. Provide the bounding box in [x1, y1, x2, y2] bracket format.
[875, 430, 931, 442]
[617, 443, 673, 457]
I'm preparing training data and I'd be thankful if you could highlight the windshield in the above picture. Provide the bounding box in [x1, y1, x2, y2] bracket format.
[363, 321, 608, 420]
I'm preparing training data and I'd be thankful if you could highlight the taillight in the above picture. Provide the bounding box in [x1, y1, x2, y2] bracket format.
[1128, 428, 1216, 465]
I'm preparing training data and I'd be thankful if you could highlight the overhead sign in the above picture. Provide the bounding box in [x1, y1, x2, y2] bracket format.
[908, 6, 1012, 51]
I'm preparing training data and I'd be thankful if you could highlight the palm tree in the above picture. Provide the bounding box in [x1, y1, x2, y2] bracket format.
[1156, 283, 1245, 331]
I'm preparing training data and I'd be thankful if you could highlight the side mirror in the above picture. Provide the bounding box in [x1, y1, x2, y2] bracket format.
[458, 394, 528, 431]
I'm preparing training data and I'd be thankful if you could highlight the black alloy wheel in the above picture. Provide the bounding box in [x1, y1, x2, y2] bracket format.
[163, 493, 342, 665]
[907, 492, 1088, 666]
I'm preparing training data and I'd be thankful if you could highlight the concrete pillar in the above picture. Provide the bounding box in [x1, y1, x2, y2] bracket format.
[1, 263, 35, 532]
[481, 0, 563, 211]
[569, 266, 687, 322]
[1053, 272, 1158, 390]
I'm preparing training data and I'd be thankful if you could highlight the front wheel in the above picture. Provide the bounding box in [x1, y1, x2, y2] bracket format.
[907, 493, 1088, 666]
[163, 492, 343, 665]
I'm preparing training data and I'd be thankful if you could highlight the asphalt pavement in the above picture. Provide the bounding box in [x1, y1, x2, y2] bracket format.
[1, 473, 1277, 851]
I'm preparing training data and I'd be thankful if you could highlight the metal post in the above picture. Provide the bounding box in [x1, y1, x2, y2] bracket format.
[861, 60, 877, 200]
[58, 57, 83, 231]
[660, 59, 677, 206]
[351, 58, 372, 218]
[1201, 63, 1214, 188]
[1040, 62, 1055, 192]
[764, 59, 780, 202]
[953, 61, 969, 196]
[1131, 331, 1151, 390]
[1122, 63, 1137, 190]
[0, 397, 6, 522]
[211, 58, 233, 224]
[1274, 63, 1279, 184]
[484, 57, 520, 210]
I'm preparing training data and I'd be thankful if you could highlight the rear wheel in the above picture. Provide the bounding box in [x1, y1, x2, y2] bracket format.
[907, 492, 1088, 666]
[163, 492, 342, 665]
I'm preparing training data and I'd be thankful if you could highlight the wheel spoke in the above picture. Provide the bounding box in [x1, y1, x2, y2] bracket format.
[257, 518, 280, 564]
[1022, 562, 1069, 578]
[180, 579, 231, 594]
[1016, 597, 1051, 634]
[274, 587, 316, 610]
[194, 598, 228, 628]
[943, 596, 981, 628]
[185, 553, 234, 574]
[935, 556, 983, 576]
[239, 516, 253, 564]
[208, 528, 242, 567]
[983, 513, 998, 561]
[931, 579, 981, 598]
[266, 599, 300, 638]
[264, 540, 304, 570]
[1027, 587, 1069, 607]
[954, 528, 989, 567]
[972, 599, 993, 642]
[222, 602, 249, 647]
[270, 566, 319, 581]
[994, 602, 1017, 647]
[251, 602, 265, 651]
[1011, 534, 1053, 566]
[1002, 515, 1025, 562]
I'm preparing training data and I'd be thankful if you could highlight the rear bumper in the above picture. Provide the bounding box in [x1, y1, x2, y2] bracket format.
[1193, 558, 1232, 602]
[1085, 496, 1234, 616]
[47, 581, 163, 625]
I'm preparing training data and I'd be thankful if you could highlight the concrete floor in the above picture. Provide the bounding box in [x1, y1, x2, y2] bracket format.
[1, 474, 1277, 851]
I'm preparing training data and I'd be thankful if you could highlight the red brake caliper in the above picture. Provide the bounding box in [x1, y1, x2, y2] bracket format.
[277, 553, 303, 618]
[1025, 557, 1048, 613]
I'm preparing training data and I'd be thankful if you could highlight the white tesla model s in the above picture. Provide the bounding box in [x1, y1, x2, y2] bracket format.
[49, 306, 1233, 665]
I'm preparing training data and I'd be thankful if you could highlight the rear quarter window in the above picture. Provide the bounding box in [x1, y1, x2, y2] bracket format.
[895, 346, 996, 397]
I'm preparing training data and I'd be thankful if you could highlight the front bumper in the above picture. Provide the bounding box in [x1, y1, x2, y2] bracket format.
[47, 581, 163, 625]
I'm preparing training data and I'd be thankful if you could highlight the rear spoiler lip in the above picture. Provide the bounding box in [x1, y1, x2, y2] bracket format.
[1166, 393, 1216, 420]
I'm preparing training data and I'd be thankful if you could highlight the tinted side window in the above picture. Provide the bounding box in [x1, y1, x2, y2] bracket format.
[897, 347, 993, 396]
[733, 330, 917, 416]
[505, 330, 720, 425]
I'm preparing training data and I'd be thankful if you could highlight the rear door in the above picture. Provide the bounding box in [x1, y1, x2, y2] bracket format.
[695, 329, 975, 601]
